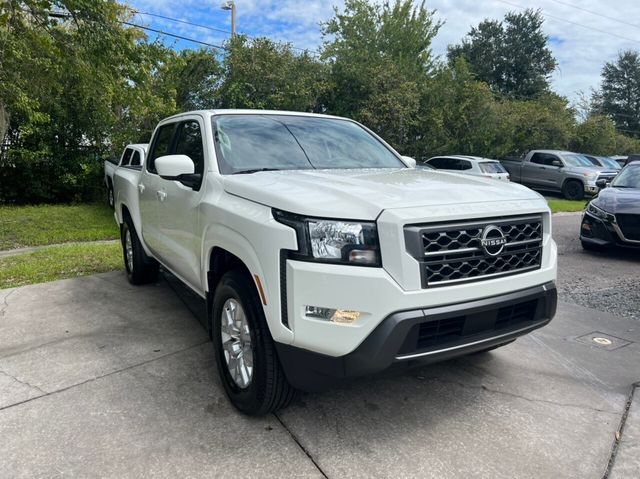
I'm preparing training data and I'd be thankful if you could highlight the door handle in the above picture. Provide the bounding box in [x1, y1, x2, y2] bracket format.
[156, 190, 167, 202]
[138, 183, 145, 194]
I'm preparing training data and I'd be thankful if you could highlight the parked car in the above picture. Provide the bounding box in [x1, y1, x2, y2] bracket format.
[581, 162, 640, 250]
[104, 143, 147, 208]
[610, 154, 640, 167]
[610, 155, 628, 167]
[501, 150, 618, 200]
[422, 155, 510, 181]
[582, 154, 621, 171]
[113, 110, 557, 415]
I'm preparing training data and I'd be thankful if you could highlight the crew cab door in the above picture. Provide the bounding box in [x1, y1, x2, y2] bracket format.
[154, 118, 206, 290]
[522, 153, 564, 190]
[139, 122, 177, 255]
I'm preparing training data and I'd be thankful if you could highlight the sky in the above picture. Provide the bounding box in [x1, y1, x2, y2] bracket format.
[125, 0, 640, 105]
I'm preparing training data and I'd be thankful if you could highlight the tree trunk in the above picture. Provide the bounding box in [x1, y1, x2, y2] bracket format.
[0, 101, 9, 143]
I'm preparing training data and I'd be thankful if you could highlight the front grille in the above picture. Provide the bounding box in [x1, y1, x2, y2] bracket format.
[404, 216, 543, 287]
[412, 298, 539, 351]
[616, 214, 640, 240]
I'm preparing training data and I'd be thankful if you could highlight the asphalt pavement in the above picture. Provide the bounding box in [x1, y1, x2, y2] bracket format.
[0, 215, 638, 478]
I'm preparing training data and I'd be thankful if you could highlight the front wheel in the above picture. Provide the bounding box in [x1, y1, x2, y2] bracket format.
[562, 180, 584, 200]
[212, 270, 296, 415]
[121, 218, 158, 285]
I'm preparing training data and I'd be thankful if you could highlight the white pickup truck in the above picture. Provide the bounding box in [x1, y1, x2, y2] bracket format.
[104, 143, 147, 207]
[113, 110, 558, 415]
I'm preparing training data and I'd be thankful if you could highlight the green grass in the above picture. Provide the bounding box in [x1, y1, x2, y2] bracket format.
[0, 203, 118, 250]
[546, 198, 587, 213]
[0, 242, 123, 289]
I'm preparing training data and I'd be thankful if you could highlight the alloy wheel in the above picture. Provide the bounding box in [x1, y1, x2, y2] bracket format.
[220, 298, 254, 389]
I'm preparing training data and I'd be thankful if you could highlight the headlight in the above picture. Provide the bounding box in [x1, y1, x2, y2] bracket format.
[586, 202, 613, 221]
[273, 210, 381, 266]
[583, 171, 599, 180]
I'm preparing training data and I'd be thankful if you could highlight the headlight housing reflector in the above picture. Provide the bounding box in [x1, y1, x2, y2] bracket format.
[274, 210, 381, 266]
[586, 202, 614, 222]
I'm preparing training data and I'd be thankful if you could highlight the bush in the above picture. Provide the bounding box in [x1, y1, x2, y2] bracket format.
[0, 149, 104, 204]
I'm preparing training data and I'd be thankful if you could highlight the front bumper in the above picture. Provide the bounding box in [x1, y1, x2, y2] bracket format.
[580, 211, 640, 248]
[275, 282, 557, 391]
[585, 184, 599, 195]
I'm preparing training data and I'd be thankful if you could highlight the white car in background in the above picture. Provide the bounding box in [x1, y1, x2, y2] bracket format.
[422, 155, 510, 181]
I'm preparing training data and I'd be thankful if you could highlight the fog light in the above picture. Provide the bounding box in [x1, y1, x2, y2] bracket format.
[348, 249, 377, 264]
[305, 306, 361, 324]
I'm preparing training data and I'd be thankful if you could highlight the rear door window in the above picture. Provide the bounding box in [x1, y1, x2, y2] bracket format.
[427, 157, 455, 169]
[120, 148, 133, 166]
[458, 160, 472, 171]
[530, 153, 546, 165]
[130, 151, 142, 167]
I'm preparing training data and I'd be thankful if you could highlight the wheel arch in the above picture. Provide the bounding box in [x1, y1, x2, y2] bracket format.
[203, 227, 272, 337]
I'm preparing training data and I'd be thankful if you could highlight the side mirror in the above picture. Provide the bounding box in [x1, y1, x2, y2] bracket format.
[551, 159, 563, 167]
[155, 154, 200, 189]
[596, 179, 608, 189]
[402, 156, 417, 168]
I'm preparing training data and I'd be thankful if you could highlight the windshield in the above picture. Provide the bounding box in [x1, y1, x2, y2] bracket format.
[212, 114, 405, 174]
[562, 154, 593, 167]
[479, 162, 507, 174]
[611, 166, 640, 188]
[600, 157, 621, 169]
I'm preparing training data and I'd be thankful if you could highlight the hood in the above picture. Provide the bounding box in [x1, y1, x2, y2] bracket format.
[595, 187, 640, 214]
[222, 168, 543, 219]
[567, 166, 604, 176]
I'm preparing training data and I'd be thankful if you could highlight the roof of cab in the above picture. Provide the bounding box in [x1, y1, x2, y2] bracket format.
[160, 109, 348, 122]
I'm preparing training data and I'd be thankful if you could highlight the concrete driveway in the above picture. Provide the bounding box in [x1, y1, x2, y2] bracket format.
[1, 217, 639, 478]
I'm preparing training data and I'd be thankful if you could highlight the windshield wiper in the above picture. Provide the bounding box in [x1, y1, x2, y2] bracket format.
[232, 168, 282, 175]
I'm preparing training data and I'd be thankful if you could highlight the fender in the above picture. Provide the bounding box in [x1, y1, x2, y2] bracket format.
[201, 222, 295, 344]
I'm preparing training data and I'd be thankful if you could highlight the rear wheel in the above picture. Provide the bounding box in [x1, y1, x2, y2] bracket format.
[107, 185, 114, 208]
[562, 180, 584, 200]
[121, 217, 158, 285]
[212, 270, 296, 415]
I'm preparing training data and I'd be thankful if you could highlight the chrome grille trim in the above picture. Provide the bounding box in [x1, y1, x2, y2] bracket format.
[404, 215, 543, 287]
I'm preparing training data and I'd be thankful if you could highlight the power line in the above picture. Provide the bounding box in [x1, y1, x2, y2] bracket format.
[122, 21, 227, 50]
[547, 0, 640, 32]
[131, 9, 232, 35]
[45, 11, 227, 50]
[129, 7, 316, 55]
[494, 0, 640, 44]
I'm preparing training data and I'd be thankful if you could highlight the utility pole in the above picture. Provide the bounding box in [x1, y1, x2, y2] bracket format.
[221, 1, 236, 38]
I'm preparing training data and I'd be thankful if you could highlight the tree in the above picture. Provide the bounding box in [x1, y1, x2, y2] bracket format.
[417, 58, 499, 157]
[448, 9, 556, 99]
[493, 93, 575, 157]
[216, 35, 326, 112]
[321, 0, 441, 152]
[597, 50, 640, 138]
[570, 115, 617, 155]
[0, 1, 176, 203]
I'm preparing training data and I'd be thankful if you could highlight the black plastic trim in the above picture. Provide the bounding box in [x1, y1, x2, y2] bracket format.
[275, 282, 557, 391]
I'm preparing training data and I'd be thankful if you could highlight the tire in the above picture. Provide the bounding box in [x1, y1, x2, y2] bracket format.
[121, 217, 159, 285]
[562, 180, 584, 200]
[212, 270, 296, 416]
[107, 184, 115, 208]
[473, 339, 516, 354]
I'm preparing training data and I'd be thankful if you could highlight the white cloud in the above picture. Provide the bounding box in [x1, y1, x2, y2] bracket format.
[126, 0, 640, 103]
